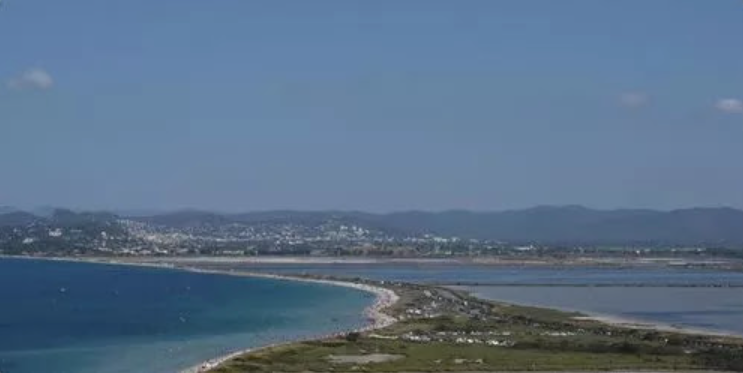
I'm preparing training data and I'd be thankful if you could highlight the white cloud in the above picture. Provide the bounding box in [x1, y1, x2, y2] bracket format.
[7, 68, 54, 90]
[715, 98, 743, 114]
[619, 92, 649, 108]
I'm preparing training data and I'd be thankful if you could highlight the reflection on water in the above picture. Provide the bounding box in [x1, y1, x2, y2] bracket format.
[460, 286, 743, 336]
[221, 262, 743, 336]
[222, 262, 743, 286]
[0, 259, 371, 373]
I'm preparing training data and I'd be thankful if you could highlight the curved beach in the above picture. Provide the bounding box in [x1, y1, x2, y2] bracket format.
[179, 271, 400, 373]
[1, 256, 399, 373]
[7, 256, 742, 372]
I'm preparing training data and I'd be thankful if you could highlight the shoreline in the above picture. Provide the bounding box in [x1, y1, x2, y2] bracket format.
[3, 255, 742, 370]
[456, 289, 743, 339]
[572, 313, 742, 339]
[0, 256, 400, 373]
[174, 270, 400, 373]
[8, 254, 740, 270]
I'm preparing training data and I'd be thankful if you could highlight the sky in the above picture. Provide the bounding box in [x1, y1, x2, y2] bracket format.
[1, 0, 743, 212]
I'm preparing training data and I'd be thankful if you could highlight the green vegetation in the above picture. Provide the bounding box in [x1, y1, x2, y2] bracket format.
[213, 338, 696, 372]
[212, 280, 743, 372]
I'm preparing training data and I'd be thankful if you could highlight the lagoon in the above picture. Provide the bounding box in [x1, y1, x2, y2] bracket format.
[461, 285, 743, 336]
[212, 262, 743, 336]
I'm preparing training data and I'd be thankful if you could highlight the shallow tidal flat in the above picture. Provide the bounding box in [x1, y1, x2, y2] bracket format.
[204, 261, 743, 287]
[458, 285, 743, 336]
[212, 280, 743, 373]
[181, 260, 743, 337]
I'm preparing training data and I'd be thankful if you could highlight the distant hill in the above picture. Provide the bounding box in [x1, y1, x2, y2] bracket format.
[372, 206, 743, 246]
[0, 206, 20, 215]
[136, 210, 235, 228]
[49, 209, 119, 226]
[0, 211, 39, 227]
[0, 209, 121, 231]
[131, 206, 743, 247]
[4, 206, 743, 247]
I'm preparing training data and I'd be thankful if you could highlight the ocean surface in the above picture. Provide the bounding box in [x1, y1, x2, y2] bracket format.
[0, 259, 373, 373]
[3, 260, 742, 373]
[212, 262, 743, 335]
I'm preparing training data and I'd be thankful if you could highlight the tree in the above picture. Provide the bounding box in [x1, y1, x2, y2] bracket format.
[345, 332, 361, 342]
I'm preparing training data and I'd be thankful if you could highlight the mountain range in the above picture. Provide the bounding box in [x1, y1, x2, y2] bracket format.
[1, 206, 742, 247]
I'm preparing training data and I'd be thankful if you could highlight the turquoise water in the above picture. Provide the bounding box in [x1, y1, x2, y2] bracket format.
[211, 262, 743, 335]
[0, 259, 373, 373]
[3, 259, 741, 372]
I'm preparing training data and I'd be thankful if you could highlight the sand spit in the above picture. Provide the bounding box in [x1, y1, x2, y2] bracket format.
[178, 270, 400, 373]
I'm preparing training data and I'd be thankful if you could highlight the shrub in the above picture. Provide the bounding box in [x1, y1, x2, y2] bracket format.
[345, 332, 361, 342]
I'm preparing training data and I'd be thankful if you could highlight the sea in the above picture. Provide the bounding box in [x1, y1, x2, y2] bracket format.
[2, 260, 743, 373]
[0, 258, 373, 373]
[220, 262, 743, 336]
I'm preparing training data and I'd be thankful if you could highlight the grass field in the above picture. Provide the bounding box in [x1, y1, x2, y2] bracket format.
[211, 279, 743, 372]
[213, 337, 697, 372]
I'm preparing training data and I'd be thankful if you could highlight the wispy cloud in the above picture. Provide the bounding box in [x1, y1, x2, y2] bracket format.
[7, 68, 54, 91]
[715, 98, 743, 114]
[618, 92, 649, 108]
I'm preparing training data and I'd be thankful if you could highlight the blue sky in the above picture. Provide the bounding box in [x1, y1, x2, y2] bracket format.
[1, 0, 742, 212]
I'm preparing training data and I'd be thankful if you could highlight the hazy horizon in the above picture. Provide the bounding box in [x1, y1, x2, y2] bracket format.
[3, 203, 743, 216]
[3, 1, 743, 212]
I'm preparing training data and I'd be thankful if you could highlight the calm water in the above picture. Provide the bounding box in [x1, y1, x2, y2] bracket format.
[461, 286, 743, 336]
[212, 262, 743, 335]
[3, 260, 742, 373]
[222, 262, 743, 286]
[0, 259, 372, 373]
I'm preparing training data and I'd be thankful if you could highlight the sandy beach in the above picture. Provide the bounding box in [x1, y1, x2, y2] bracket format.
[2, 255, 401, 372]
[115, 255, 463, 266]
[573, 314, 742, 339]
[5, 255, 742, 371]
[177, 270, 400, 373]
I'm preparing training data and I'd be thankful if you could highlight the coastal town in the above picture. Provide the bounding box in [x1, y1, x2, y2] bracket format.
[2, 209, 742, 271]
[4, 1, 743, 373]
[4, 210, 743, 371]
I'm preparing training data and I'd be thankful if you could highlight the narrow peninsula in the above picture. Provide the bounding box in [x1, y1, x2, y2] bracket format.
[183, 271, 743, 373]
